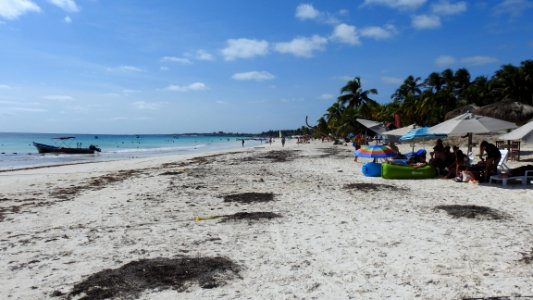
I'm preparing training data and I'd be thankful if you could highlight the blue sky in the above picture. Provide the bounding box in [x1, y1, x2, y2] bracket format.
[0, 0, 532, 134]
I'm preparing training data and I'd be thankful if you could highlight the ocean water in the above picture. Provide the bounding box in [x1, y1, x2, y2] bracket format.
[0, 132, 263, 171]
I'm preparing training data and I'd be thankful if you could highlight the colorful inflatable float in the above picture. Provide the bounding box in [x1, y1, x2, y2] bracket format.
[381, 163, 436, 179]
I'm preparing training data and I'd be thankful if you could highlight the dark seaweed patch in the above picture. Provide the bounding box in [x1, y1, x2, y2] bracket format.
[66, 256, 240, 299]
[223, 192, 274, 203]
[518, 248, 533, 264]
[219, 212, 282, 223]
[343, 183, 409, 192]
[434, 205, 508, 220]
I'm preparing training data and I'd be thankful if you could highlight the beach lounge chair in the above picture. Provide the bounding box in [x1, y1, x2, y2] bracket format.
[489, 150, 531, 186]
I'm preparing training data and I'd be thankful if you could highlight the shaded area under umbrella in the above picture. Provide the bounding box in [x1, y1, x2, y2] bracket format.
[428, 112, 517, 154]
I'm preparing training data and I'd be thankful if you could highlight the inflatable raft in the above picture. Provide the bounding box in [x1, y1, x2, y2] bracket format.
[381, 163, 436, 179]
[361, 162, 382, 177]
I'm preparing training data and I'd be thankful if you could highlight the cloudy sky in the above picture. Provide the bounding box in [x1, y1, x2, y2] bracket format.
[0, 0, 531, 134]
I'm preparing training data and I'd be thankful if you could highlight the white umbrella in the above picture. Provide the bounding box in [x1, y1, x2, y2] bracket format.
[428, 112, 517, 153]
[356, 118, 386, 134]
[382, 124, 417, 136]
[499, 120, 533, 144]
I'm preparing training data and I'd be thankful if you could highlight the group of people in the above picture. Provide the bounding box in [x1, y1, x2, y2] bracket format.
[428, 139, 501, 182]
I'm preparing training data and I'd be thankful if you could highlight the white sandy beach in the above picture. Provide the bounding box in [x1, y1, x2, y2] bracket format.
[1, 140, 532, 299]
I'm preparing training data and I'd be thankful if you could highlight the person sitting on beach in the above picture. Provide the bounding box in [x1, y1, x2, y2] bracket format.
[407, 149, 428, 168]
[410, 155, 428, 169]
[431, 145, 452, 176]
[430, 139, 444, 160]
[479, 140, 501, 182]
[443, 146, 468, 179]
[387, 141, 399, 154]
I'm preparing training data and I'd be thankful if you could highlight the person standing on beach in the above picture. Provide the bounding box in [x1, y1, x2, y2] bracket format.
[281, 137, 286, 147]
[242, 139, 245, 147]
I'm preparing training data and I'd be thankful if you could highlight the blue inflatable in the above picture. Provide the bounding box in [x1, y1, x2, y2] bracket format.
[362, 162, 382, 177]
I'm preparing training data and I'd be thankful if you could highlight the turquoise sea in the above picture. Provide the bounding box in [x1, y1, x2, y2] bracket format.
[0, 132, 263, 171]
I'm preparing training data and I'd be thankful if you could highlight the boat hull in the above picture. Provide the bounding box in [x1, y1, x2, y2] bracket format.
[33, 142, 100, 154]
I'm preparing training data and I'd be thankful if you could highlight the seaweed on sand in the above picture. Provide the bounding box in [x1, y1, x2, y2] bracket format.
[223, 192, 274, 204]
[317, 147, 350, 158]
[343, 183, 409, 192]
[434, 205, 509, 220]
[241, 150, 300, 163]
[219, 211, 282, 223]
[518, 248, 533, 264]
[65, 256, 241, 300]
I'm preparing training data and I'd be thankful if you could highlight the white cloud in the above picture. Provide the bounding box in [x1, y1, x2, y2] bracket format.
[47, 0, 79, 12]
[274, 35, 328, 57]
[232, 71, 275, 81]
[435, 55, 456, 67]
[132, 101, 160, 110]
[411, 14, 441, 29]
[337, 75, 353, 82]
[381, 76, 403, 85]
[431, 1, 467, 15]
[0, 84, 11, 89]
[160, 66, 169, 71]
[215, 100, 228, 105]
[362, 0, 427, 10]
[495, 0, 533, 16]
[330, 23, 360, 45]
[296, 3, 320, 20]
[7, 107, 47, 112]
[195, 49, 214, 61]
[319, 93, 334, 100]
[43, 95, 74, 101]
[360, 25, 397, 40]
[221, 38, 269, 61]
[64, 16, 71, 23]
[0, 0, 40, 20]
[164, 82, 208, 92]
[461, 56, 498, 66]
[160, 56, 192, 64]
[107, 65, 143, 73]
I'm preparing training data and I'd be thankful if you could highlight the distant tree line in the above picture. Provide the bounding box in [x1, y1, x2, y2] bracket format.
[311, 59, 533, 139]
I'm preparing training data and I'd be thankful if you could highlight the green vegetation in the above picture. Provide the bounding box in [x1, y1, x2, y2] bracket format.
[313, 59, 533, 139]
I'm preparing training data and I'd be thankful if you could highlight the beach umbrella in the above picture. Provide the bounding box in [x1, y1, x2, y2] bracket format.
[399, 127, 447, 141]
[382, 124, 418, 137]
[428, 112, 517, 153]
[354, 145, 396, 159]
[356, 118, 387, 134]
[475, 100, 533, 125]
[499, 120, 533, 144]
[399, 127, 447, 152]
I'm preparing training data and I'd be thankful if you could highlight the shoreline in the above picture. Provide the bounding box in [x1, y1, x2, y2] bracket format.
[1, 140, 532, 299]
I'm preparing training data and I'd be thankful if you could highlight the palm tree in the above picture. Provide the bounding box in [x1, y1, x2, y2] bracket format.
[337, 77, 378, 109]
[392, 75, 422, 104]
[425, 72, 444, 92]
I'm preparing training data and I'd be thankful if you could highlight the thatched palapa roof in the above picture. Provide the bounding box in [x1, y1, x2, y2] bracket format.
[474, 100, 533, 125]
[445, 104, 479, 120]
